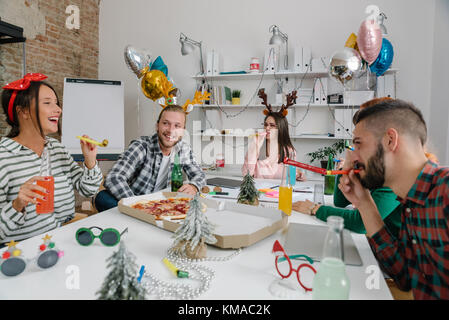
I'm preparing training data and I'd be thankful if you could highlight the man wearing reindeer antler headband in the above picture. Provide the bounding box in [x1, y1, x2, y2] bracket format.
[95, 92, 209, 212]
[241, 89, 305, 180]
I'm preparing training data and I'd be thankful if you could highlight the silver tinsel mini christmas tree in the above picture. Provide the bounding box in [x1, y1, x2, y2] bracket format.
[171, 194, 217, 259]
[96, 241, 146, 300]
[237, 173, 260, 206]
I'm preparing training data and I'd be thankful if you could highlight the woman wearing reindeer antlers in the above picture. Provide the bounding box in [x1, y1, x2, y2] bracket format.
[242, 89, 306, 180]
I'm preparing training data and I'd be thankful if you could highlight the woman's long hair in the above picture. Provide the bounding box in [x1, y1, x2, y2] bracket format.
[264, 113, 295, 163]
[1, 81, 61, 138]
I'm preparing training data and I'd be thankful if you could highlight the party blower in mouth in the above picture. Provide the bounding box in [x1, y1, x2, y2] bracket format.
[76, 136, 109, 147]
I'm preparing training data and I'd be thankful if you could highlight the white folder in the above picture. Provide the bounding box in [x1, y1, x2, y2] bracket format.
[302, 47, 311, 73]
[293, 46, 303, 72]
[313, 79, 322, 104]
[212, 50, 220, 75]
[264, 45, 280, 73]
[376, 76, 385, 97]
[334, 108, 346, 138]
[319, 77, 328, 104]
[384, 74, 396, 98]
[206, 51, 214, 76]
[343, 109, 354, 138]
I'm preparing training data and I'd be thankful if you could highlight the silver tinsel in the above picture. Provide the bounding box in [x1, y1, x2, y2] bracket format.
[140, 246, 241, 300]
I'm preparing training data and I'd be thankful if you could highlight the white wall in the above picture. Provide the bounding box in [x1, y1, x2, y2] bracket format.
[429, 0, 449, 165]
[99, 0, 441, 165]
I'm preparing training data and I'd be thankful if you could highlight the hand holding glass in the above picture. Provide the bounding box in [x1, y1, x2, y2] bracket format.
[36, 176, 54, 214]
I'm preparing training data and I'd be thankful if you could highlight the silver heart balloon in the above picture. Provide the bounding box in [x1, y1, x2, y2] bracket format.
[124, 45, 151, 78]
[329, 47, 362, 85]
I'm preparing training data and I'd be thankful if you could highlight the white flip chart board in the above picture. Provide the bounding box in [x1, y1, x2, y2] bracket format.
[61, 78, 124, 160]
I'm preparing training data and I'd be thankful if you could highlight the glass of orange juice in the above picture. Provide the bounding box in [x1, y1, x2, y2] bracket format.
[278, 164, 292, 215]
[36, 176, 54, 214]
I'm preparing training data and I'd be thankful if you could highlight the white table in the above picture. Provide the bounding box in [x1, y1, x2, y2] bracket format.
[0, 177, 392, 300]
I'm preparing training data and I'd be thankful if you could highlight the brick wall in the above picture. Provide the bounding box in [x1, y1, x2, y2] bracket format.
[0, 0, 99, 137]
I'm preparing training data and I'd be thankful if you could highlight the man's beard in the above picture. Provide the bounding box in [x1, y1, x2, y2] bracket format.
[356, 142, 386, 190]
[157, 130, 182, 149]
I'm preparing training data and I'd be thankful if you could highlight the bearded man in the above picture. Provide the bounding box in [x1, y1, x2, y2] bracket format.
[97, 105, 205, 211]
[338, 98, 449, 300]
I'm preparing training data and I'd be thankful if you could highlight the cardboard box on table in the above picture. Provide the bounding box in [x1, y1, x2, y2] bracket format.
[118, 191, 288, 249]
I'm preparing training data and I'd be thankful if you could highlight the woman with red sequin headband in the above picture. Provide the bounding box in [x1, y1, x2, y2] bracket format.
[242, 89, 305, 180]
[0, 74, 102, 244]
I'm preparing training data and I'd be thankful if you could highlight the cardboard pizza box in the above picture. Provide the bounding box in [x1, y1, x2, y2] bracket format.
[118, 191, 288, 249]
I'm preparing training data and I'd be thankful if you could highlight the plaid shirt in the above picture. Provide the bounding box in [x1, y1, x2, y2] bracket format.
[104, 133, 206, 200]
[368, 161, 449, 299]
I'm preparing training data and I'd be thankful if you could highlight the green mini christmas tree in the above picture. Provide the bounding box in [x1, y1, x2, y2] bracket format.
[96, 241, 146, 300]
[237, 173, 260, 206]
[172, 194, 217, 259]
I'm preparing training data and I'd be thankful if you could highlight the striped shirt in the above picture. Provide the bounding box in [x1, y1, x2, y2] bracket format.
[0, 137, 102, 243]
[104, 133, 206, 200]
[368, 161, 449, 299]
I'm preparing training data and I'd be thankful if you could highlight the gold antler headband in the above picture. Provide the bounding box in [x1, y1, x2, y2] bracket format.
[158, 76, 210, 114]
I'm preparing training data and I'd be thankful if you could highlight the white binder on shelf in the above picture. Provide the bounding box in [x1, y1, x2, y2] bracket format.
[313, 78, 327, 105]
[313, 79, 321, 104]
[264, 45, 280, 73]
[302, 47, 311, 73]
[293, 46, 303, 72]
[334, 108, 346, 138]
[384, 74, 396, 98]
[319, 77, 328, 104]
[343, 109, 354, 138]
[206, 51, 214, 76]
[212, 50, 220, 75]
[376, 75, 385, 97]
[206, 50, 220, 76]
[293, 46, 311, 73]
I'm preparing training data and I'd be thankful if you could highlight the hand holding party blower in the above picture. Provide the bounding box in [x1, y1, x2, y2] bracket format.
[283, 158, 361, 176]
[76, 136, 109, 147]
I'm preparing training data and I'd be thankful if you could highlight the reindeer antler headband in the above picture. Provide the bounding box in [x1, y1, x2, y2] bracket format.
[258, 89, 297, 118]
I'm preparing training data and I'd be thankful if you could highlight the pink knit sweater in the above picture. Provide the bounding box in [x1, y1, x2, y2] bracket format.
[242, 134, 296, 179]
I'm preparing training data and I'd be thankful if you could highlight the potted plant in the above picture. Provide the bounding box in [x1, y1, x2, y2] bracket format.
[306, 140, 345, 169]
[232, 90, 241, 105]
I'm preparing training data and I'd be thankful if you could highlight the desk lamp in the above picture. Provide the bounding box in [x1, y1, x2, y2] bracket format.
[179, 32, 205, 76]
[269, 25, 288, 71]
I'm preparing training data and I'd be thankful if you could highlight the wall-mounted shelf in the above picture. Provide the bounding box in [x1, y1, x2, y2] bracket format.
[0, 20, 27, 76]
[193, 71, 328, 81]
[0, 20, 26, 44]
[198, 103, 355, 108]
[192, 68, 397, 81]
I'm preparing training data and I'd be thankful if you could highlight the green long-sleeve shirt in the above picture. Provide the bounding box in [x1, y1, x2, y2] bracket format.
[315, 175, 402, 236]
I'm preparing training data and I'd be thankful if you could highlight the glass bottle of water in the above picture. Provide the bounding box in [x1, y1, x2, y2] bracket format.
[312, 216, 350, 300]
